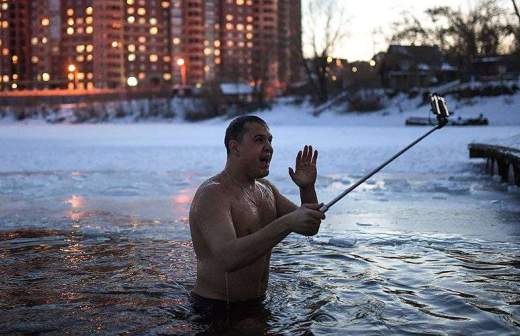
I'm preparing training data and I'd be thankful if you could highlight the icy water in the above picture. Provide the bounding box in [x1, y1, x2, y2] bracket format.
[1, 124, 519, 335]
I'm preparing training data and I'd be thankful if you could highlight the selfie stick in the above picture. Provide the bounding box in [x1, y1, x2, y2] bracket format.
[320, 94, 450, 213]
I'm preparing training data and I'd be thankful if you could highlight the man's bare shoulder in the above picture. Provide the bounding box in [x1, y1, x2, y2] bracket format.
[257, 178, 279, 194]
[191, 175, 231, 213]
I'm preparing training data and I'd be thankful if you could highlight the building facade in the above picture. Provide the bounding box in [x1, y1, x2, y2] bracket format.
[0, 0, 302, 93]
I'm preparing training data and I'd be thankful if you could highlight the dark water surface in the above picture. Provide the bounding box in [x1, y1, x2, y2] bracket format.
[1, 166, 519, 335]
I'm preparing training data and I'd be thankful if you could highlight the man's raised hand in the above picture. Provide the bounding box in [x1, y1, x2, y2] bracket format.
[289, 145, 318, 189]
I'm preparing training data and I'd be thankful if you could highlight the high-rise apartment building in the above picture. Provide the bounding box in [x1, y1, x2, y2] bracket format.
[0, 0, 301, 93]
[0, 0, 31, 90]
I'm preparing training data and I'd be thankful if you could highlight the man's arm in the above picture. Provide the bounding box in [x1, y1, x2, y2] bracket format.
[190, 184, 323, 273]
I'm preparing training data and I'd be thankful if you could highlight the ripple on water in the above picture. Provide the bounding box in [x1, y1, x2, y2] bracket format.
[1, 228, 519, 335]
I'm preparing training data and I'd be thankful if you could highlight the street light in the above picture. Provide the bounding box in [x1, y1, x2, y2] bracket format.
[177, 58, 186, 86]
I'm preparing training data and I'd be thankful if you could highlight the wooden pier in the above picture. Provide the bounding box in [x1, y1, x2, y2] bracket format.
[468, 143, 520, 186]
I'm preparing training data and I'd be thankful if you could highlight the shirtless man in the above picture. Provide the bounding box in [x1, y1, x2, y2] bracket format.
[189, 115, 325, 303]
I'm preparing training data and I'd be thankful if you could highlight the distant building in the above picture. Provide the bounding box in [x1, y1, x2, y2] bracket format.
[0, 0, 31, 90]
[472, 56, 519, 81]
[0, 0, 302, 93]
[379, 45, 458, 91]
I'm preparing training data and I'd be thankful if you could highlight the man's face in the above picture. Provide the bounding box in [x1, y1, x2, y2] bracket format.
[236, 122, 273, 178]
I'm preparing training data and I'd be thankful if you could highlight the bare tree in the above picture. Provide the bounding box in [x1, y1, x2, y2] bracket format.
[300, 0, 349, 104]
[391, 1, 510, 62]
[511, 0, 520, 54]
[513, 0, 520, 23]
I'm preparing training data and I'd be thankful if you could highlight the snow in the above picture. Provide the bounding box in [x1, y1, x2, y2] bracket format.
[220, 83, 254, 95]
[0, 92, 519, 175]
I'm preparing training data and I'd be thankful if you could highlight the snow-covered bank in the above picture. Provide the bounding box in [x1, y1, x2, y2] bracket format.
[1, 90, 520, 127]
[219, 93, 520, 127]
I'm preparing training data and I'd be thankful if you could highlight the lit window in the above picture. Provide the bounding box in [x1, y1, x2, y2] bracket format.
[236, 24, 244, 31]
[161, 1, 170, 8]
[87, 73, 93, 80]
[246, 33, 253, 39]
[246, 24, 253, 31]
[2, 21, 8, 29]
[2, 48, 9, 55]
[127, 76, 138, 87]
[12, 55, 18, 64]
[128, 44, 135, 52]
[2, 75, 9, 82]
[76, 55, 84, 62]
[127, 0, 135, 5]
[42, 73, 50, 81]
[87, 82, 94, 90]
[138, 45, 146, 52]
[67, 73, 75, 81]
[246, 16, 253, 22]
[163, 73, 171, 80]
[67, 8, 74, 16]
[86, 26, 93, 34]
[76, 45, 85, 53]
[31, 37, 38, 45]
[41, 18, 50, 26]
[247, 42, 253, 48]
[227, 41, 234, 47]
[150, 27, 158, 35]
[85, 16, 93, 24]
[238, 41, 244, 47]
[12, 74, 18, 80]
[67, 27, 74, 35]
[127, 7, 135, 14]
[86, 45, 93, 52]
[352, 67, 358, 73]
[214, 49, 221, 56]
[226, 23, 233, 30]
[111, 41, 119, 48]
[86, 54, 93, 61]
[138, 36, 146, 43]
[138, 17, 146, 24]
[77, 72, 85, 80]
[173, 37, 180, 45]
[1, 3, 8, 10]
[85, 6, 93, 15]
[42, 37, 48, 44]
[163, 55, 171, 62]
[150, 18, 157, 25]
[204, 65, 210, 72]
[214, 40, 221, 47]
[149, 54, 158, 62]
[67, 18, 74, 25]
[237, 0, 244, 4]
[226, 14, 233, 21]
[127, 16, 135, 23]
[204, 48, 212, 55]
[215, 58, 221, 64]
[11, 83, 17, 89]
[128, 54, 136, 61]
[138, 72, 145, 79]
[137, 7, 146, 16]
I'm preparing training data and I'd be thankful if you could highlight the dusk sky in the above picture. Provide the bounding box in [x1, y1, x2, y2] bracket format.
[302, 0, 513, 61]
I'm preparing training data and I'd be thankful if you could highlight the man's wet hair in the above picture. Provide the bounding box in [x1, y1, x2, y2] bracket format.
[224, 115, 268, 155]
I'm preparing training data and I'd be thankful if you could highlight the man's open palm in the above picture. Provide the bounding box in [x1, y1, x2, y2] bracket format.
[289, 145, 318, 188]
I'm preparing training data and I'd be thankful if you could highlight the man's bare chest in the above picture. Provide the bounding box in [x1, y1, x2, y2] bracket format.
[230, 185, 277, 236]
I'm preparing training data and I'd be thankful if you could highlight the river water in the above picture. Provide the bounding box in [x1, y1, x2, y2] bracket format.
[0, 124, 519, 335]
